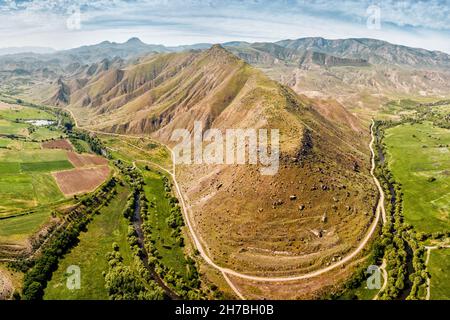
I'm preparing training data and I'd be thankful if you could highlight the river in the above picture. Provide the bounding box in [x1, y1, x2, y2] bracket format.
[131, 191, 180, 300]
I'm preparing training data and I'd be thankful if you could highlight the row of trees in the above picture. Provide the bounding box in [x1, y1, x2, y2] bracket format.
[374, 121, 428, 300]
[162, 176, 185, 246]
[104, 243, 165, 300]
[117, 161, 222, 299]
[142, 175, 209, 299]
[394, 100, 450, 130]
[67, 130, 109, 157]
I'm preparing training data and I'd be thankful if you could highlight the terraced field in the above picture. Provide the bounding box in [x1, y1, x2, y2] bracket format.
[385, 122, 450, 233]
[0, 207, 55, 243]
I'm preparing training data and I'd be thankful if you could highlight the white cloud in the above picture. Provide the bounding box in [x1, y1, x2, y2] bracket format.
[0, 0, 449, 53]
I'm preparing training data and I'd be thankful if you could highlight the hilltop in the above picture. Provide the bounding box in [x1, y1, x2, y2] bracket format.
[58, 46, 377, 291]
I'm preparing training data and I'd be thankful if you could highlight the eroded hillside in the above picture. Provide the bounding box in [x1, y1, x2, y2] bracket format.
[59, 46, 377, 283]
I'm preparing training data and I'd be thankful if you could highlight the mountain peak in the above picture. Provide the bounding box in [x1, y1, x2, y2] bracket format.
[204, 43, 240, 62]
[210, 43, 225, 50]
[126, 37, 145, 45]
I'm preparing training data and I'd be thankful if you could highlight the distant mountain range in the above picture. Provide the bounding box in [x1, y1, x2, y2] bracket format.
[3, 36, 450, 68]
[58, 37, 450, 69]
[1, 36, 450, 114]
[0, 46, 56, 56]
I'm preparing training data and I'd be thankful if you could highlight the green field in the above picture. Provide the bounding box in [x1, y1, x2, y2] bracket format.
[338, 283, 382, 300]
[0, 119, 28, 136]
[0, 105, 55, 121]
[0, 137, 9, 147]
[70, 138, 92, 153]
[0, 150, 72, 214]
[0, 149, 70, 163]
[0, 208, 53, 243]
[0, 161, 20, 174]
[20, 160, 73, 172]
[44, 184, 133, 300]
[428, 249, 450, 300]
[1, 139, 41, 151]
[140, 165, 189, 278]
[385, 122, 450, 233]
[101, 135, 171, 170]
[0, 173, 65, 214]
[30, 127, 65, 141]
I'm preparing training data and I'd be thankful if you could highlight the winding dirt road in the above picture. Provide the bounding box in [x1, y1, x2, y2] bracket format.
[71, 112, 385, 298]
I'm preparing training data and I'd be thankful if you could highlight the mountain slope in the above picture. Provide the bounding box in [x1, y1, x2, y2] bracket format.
[62, 37, 169, 63]
[227, 42, 370, 68]
[275, 37, 450, 69]
[3, 37, 450, 110]
[65, 46, 376, 281]
[223, 38, 450, 117]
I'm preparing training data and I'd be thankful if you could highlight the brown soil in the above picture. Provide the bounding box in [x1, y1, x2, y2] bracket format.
[52, 166, 110, 196]
[67, 151, 108, 167]
[42, 139, 73, 151]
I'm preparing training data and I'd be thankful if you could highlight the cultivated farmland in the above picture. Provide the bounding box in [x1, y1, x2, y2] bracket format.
[42, 139, 74, 151]
[52, 166, 111, 196]
[66, 151, 108, 168]
[0, 101, 111, 254]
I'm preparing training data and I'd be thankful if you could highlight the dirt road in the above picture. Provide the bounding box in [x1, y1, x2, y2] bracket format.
[73, 115, 385, 298]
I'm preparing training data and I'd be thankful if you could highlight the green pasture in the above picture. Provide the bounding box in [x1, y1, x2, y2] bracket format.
[0, 208, 53, 243]
[0, 105, 55, 121]
[140, 165, 189, 279]
[385, 122, 450, 233]
[44, 184, 133, 300]
[428, 248, 450, 300]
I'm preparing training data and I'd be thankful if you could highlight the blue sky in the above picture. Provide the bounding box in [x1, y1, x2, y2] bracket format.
[0, 0, 450, 53]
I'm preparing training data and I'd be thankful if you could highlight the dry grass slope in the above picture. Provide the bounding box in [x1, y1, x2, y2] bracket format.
[64, 45, 377, 296]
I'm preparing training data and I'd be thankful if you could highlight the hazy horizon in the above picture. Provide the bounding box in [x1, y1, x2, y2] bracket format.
[0, 0, 449, 54]
[2, 35, 450, 56]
